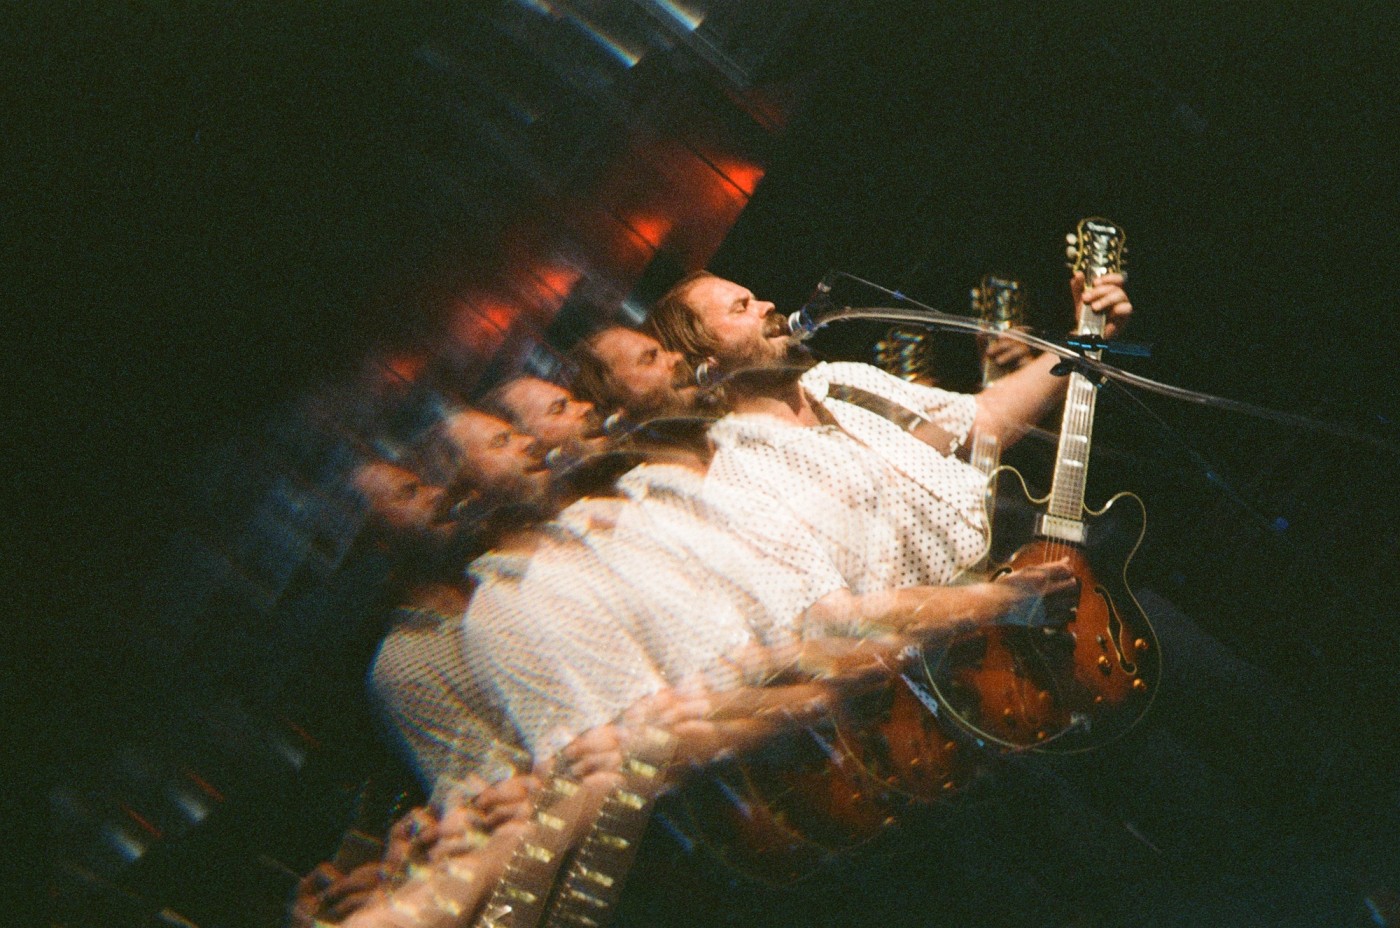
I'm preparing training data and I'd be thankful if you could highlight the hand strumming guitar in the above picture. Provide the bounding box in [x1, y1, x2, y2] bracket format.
[989, 559, 1081, 629]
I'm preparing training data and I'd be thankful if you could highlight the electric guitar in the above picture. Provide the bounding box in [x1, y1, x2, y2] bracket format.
[820, 279, 1034, 802]
[966, 274, 1029, 562]
[925, 217, 1160, 751]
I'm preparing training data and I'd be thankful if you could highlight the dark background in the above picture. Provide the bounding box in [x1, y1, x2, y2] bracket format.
[12, 1, 1399, 925]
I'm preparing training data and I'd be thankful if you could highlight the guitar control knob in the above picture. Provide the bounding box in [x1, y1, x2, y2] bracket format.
[1133, 638, 1149, 653]
[1132, 678, 1148, 693]
[1097, 655, 1112, 674]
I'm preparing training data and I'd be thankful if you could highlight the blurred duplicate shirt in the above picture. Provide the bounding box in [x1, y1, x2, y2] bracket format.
[706, 362, 989, 596]
[461, 498, 667, 760]
[614, 461, 845, 656]
[369, 557, 530, 799]
[459, 459, 851, 761]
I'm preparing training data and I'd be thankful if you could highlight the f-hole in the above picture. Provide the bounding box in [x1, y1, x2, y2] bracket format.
[1094, 584, 1136, 674]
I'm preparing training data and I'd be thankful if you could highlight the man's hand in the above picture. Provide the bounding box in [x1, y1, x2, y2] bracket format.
[381, 806, 441, 875]
[990, 559, 1081, 629]
[471, 774, 541, 831]
[981, 328, 1037, 372]
[291, 860, 385, 925]
[556, 724, 630, 779]
[1071, 271, 1132, 337]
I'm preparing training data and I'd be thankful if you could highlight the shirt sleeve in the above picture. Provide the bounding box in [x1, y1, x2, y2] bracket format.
[368, 619, 521, 793]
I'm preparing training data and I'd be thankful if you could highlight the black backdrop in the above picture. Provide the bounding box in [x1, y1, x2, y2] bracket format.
[12, 1, 1400, 923]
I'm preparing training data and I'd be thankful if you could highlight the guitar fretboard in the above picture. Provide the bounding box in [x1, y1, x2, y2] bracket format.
[541, 730, 675, 928]
[1045, 221, 1122, 527]
[473, 777, 581, 928]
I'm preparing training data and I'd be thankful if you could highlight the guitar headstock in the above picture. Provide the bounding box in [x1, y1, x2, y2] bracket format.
[1065, 217, 1126, 286]
[873, 327, 930, 382]
[1066, 217, 1126, 336]
[969, 274, 1027, 332]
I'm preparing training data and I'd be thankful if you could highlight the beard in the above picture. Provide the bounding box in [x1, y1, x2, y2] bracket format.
[721, 312, 816, 371]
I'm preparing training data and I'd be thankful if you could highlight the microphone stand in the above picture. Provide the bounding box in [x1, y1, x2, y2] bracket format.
[795, 300, 1398, 457]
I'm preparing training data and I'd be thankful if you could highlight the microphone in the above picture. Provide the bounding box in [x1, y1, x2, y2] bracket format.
[544, 446, 576, 471]
[601, 411, 629, 436]
[786, 271, 837, 341]
[694, 356, 721, 388]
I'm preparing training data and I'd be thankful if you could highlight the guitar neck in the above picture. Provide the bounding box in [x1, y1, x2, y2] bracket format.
[968, 276, 1024, 478]
[472, 777, 584, 928]
[539, 785, 650, 928]
[541, 730, 674, 928]
[1045, 359, 1100, 526]
[1041, 219, 1123, 540]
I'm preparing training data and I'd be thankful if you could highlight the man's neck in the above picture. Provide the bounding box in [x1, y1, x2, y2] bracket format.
[728, 378, 825, 427]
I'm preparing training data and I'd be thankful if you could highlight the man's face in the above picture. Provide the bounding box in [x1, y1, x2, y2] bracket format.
[352, 461, 455, 546]
[684, 276, 789, 369]
[499, 378, 606, 457]
[441, 409, 550, 503]
[592, 328, 698, 417]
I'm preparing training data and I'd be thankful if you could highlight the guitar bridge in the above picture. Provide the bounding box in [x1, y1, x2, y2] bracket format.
[1034, 514, 1087, 544]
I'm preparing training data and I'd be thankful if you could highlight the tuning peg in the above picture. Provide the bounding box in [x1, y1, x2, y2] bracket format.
[1065, 246, 1079, 261]
[1065, 232, 1078, 245]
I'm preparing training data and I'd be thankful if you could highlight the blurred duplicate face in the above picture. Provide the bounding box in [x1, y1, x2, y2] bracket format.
[591, 328, 699, 418]
[498, 378, 607, 458]
[351, 461, 456, 547]
[440, 409, 550, 504]
[682, 276, 793, 370]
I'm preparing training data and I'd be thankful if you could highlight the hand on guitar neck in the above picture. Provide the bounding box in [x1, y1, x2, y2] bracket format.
[981, 329, 1036, 373]
[1071, 270, 1132, 338]
[970, 270, 1132, 450]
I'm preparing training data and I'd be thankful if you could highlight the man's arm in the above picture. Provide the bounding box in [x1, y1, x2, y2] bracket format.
[803, 560, 1080, 642]
[969, 271, 1131, 449]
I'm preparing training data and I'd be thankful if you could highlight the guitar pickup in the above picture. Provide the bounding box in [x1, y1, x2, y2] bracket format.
[1035, 514, 1087, 544]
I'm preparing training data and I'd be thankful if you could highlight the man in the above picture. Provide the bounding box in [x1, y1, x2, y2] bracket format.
[351, 459, 527, 794]
[639, 271, 1128, 616]
[434, 407, 552, 511]
[646, 269, 1131, 452]
[481, 376, 609, 463]
[459, 422, 1077, 765]
[570, 325, 704, 421]
[289, 457, 543, 928]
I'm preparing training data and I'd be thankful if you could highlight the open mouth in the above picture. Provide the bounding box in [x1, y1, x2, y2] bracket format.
[581, 413, 608, 440]
[671, 365, 697, 390]
[763, 312, 791, 339]
[431, 497, 463, 524]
